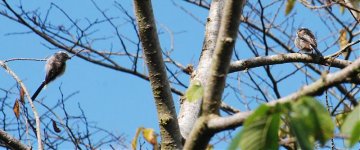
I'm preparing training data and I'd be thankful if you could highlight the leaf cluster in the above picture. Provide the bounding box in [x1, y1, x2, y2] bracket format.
[229, 96, 360, 150]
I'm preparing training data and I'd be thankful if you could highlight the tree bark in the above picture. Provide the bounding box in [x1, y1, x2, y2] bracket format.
[184, 0, 246, 149]
[207, 56, 360, 131]
[133, 0, 182, 149]
[0, 129, 31, 150]
[178, 0, 225, 139]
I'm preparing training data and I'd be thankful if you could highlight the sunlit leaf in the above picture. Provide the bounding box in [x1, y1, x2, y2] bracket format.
[19, 87, 25, 104]
[185, 80, 204, 102]
[339, 4, 344, 14]
[13, 99, 20, 119]
[335, 112, 348, 127]
[285, 0, 296, 16]
[337, 105, 351, 125]
[131, 127, 158, 150]
[341, 105, 360, 147]
[131, 127, 144, 150]
[339, 29, 348, 48]
[229, 104, 281, 150]
[339, 29, 351, 58]
[142, 128, 158, 146]
[52, 119, 61, 133]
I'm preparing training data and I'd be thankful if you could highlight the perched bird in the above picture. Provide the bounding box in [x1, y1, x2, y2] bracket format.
[294, 28, 323, 56]
[31, 51, 70, 100]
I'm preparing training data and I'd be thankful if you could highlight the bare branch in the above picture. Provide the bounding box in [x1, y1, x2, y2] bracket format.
[0, 61, 42, 150]
[0, 129, 30, 150]
[229, 53, 352, 73]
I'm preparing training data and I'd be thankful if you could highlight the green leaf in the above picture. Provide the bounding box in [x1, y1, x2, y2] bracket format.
[227, 129, 243, 150]
[288, 102, 315, 150]
[288, 96, 334, 150]
[285, 0, 296, 16]
[302, 97, 334, 145]
[350, 122, 360, 146]
[339, 5, 344, 14]
[185, 80, 204, 102]
[229, 104, 281, 150]
[335, 113, 348, 128]
[341, 105, 360, 147]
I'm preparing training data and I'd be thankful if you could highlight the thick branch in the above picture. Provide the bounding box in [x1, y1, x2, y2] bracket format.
[229, 53, 351, 73]
[0, 129, 30, 150]
[178, 0, 224, 139]
[207, 111, 251, 131]
[133, 0, 182, 149]
[272, 58, 360, 105]
[184, 0, 246, 149]
[207, 57, 360, 131]
[201, 0, 244, 115]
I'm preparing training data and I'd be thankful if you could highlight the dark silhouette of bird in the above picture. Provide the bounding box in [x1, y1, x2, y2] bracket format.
[31, 51, 70, 100]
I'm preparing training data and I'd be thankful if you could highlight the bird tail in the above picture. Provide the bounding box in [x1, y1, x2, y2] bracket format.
[312, 46, 323, 57]
[31, 81, 46, 100]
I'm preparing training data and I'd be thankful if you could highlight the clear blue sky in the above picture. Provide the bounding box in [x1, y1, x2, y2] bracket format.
[0, 0, 358, 149]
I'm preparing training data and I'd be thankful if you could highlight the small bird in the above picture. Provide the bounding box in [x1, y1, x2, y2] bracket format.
[31, 51, 70, 100]
[294, 28, 323, 56]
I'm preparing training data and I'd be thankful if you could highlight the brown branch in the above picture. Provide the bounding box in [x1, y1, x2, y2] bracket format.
[326, 39, 360, 58]
[298, 0, 335, 9]
[185, 0, 358, 107]
[0, 129, 31, 150]
[272, 58, 360, 105]
[229, 53, 351, 73]
[133, 0, 182, 149]
[207, 57, 360, 131]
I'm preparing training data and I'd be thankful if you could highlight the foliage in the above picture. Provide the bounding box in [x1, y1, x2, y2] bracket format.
[285, 0, 296, 15]
[185, 80, 204, 102]
[229, 104, 281, 150]
[286, 96, 334, 149]
[341, 105, 360, 147]
[230, 96, 335, 150]
[132, 127, 158, 150]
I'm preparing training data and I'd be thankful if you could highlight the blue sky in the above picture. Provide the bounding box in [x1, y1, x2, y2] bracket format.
[0, 0, 359, 149]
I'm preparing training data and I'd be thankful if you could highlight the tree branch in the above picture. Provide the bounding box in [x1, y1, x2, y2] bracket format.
[184, 0, 246, 149]
[207, 57, 360, 131]
[178, 0, 224, 139]
[0, 61, 42, 150]
[133, 0, 182, 149]
[0, 129, 31, 150]
[229, 53, 351, 73]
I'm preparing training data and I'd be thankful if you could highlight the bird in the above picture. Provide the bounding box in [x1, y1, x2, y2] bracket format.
[294, 28, 323, 56]
[31, 51, 71, 100]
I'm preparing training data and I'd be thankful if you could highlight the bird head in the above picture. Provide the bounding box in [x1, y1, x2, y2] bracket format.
[56, 51, 71, 61]
[297, 28, 312, 37]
